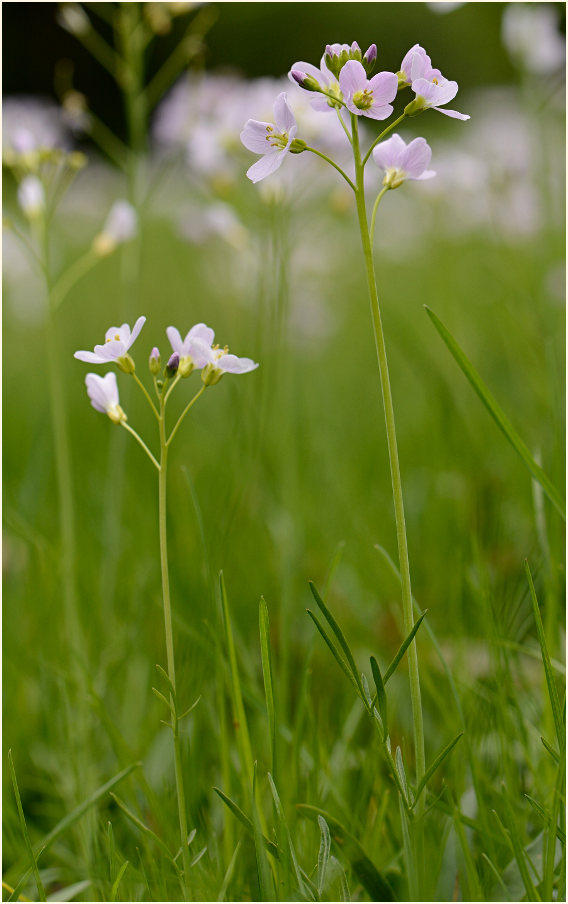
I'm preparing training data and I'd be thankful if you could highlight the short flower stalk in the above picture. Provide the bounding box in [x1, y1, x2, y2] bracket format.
[241, 37, 469, 898]
[76, 319, 258, 898]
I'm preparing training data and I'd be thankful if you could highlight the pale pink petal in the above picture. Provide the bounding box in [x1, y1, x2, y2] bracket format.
[368, 71, 398, 105]
[127, 316, 146, 348]
[187, 337, 215, 368]
[188, 323, 215, 346]
[401, 137, 432, 177]
[104, 324, 124, 342]
[240, 119, 275, 153]
[400, 43, 423, 78]
[273, 93, 295, 134]
[74, 350, 107, 363]
[310, 95, 336, 113]
[167, 326, 184, 354]
[339, 60, 366, 98]
[372, 134, 407, 169]
[93, 342, 127, 360]
[433, 106, 470, 120]
[246, 151, 286, 184]
[413, 169, 436, 180]
[218, 354, 259, 374]
[366, 101, 394, 121]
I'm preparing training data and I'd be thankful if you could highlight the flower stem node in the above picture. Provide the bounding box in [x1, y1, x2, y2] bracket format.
[201, 363, 223, 387]
[149, 347, 161, 376]
[404, 97, 427, 117]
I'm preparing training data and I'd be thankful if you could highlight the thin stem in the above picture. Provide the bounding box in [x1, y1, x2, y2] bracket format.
[121, 422, 160, 470]
[335, 107, 353, 144]
[50, 249, 99, 310]
[166, 385, 206, 447]
[305, 147, 356, 192]
[369, 187, 389, 247]
[132, 372, 160, 420]
[362, 113, 408, 167]
[158, 406, 192, 898]
[351, 112, 425, 884]
[164, 372, 182, 407]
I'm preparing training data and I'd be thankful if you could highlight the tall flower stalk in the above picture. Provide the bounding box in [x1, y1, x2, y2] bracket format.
[76, 321, 258, 897]
[241, 38, 468, 896]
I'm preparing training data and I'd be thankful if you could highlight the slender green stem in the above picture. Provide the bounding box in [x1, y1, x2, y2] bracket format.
[50, 249, 99, 310]
[164, 372, 182, 407]
[335, 108, 353, 144]
[121, 422, 160, 470]
[167, 385, 206, 447]
[369, 187, 389, 247]
[351, 113, 425, 884]
[158, 405, 192, 898]
[362, 113, 408, 166]
[305, 147, 356, 192]
[132, 372, 160, 420]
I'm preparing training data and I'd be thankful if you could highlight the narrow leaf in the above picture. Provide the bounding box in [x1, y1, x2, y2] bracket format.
[308, 582, 365, 699]
[9, 750, 46, 902]
[178, 696, 201, 721]
[383, 611, 427, 684]
[297, 804, 395, 901]
[109, 793, 175, 863]
[217, 840, 241, 902]
[152, 687, 175, 713]
[370, 657, 388, 738]
[425, 305, 565, 519]
[306, 609, 359, 692]
[251, 764, 273, 901]
[412, 732, 463, 807]
[267, 773, 308, 899]
[155, 664, 176, 697]
[541, 736, 559, 763]
[213, 787, 279, 859]
[317, 816, 331, 896]
[525, 561, 564, 747]
[395, 747, 409, 804]
[110, 861, 129, 902]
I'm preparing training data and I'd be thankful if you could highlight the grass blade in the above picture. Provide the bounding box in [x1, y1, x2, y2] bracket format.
[267, 773, 309, 899]
[259, 597, 276, 777]
[412, 732, 463, 807]
[383, 611, 427, 684]
[217, 840, 241, 902]
[213, 787, 280, 859]
[252, 765, 274, 901]
[110, 861, 129, 902]
[8, 750, 47, 902]
[308, 582, 365, 700]
[540, 735, 560, 763]
[306, 609, 359, 693]
[109, 793, 176, 863]
[296, 804, 395, 901]
[425, 305, 565, 519]
[525, 561, 564, 747]
[370, 656, 388, 738]
[317, 815, 331, 897]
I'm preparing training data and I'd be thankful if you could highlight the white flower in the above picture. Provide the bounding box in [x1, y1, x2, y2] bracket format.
[93, 200, 138, 256]
[200, 345, 259, 385]
[502, 3, 565, 74]
[166, 322, 215, 375]
[372, 134, 436, 189]
[17, 175, 45, 219]
[85, 372, 126, 424]
[74, 317, 146, 372]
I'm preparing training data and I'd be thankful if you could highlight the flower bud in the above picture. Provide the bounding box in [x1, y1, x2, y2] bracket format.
[165, 353, 179, 378]
[362, 44, 377, 74]
[201, 363, 223, 387]
[116, 354, 135, 375]
[325, 41, 362, 78]
[290, 69, 320, 92]
[178, 356, 194, 378]
[289, 138, 307, 155]
[404, 97, 427, 117]
[149, 347, 161, 375]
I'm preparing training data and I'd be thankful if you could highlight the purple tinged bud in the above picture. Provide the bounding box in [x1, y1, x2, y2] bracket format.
[363, 43, 377, 74]
[291, 69, 305, 85]
[325, 44, 334, 57]
[165, 352, 179, 377]
[351, 41, 360, 53]
[149, 346, 160, 375]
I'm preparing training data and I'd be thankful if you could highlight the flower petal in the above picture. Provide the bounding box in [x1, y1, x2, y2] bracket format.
[240, 119, 275, 154]
[366, 101, 394, 121]
[368, 71, 398, 105]
[218, 354, 259, 374]
[433, 106, 470, 120]
[338, 60, 366, 98]
[166, 326, 184, 354]
[273, 92, 296, 134]
[74, 350, 107, 363]
[93, 342, 126, 360]
[372, 134, 407, 170]
[188, 322, 215, 346]
[246, 150, 286, 184]
[127, 316, 146, 349]
[401, 137, 432, 177]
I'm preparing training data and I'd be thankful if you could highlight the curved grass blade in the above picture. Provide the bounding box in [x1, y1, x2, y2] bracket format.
[317, 816, 331, 897]
[525, 561, 564, 747]
[383, 611, 427, 684]
[109, 793, 176, 865]
[8, 750, 46, 902]
[308, 582, 365, 700]
[370, 657, 388, 738]
[110, 861, 129, 902]
[259, 598, 276, 776]
[541, 736, 560, 763]
[412, 732, 463, 808]
[296, 804, 395, 901]
[425, 305, 565, 519]
[306, 609, 359, 694]
[267, 773, 309, 900]
[217, 840, 241, 902]
[252, 764, 274, 901]
[213, 788, 280, 859]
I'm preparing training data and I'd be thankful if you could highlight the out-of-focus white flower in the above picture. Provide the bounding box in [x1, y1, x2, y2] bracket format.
[17, 175, 45, 219]
[426, 2, 465, 13]
[85, 372, 127, 424]
[56, 2, 91, 36]
[92, 200, 138, 256]
[502, 3, 565, 74]
[3, 97, 70, 158]
[179, 201, 248, 248]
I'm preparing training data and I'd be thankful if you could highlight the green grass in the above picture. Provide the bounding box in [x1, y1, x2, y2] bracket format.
[3, 22, 566, 901]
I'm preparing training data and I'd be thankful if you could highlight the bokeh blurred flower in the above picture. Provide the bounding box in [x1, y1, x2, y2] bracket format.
[240, 92, 298, 183]
[3, 97, 70, 160]
[74, 317, 146, 373]
[17, 175, 45, 219]
[502, 2, 565, 74]
[92, 200, 138, 256]
[372, 134, 436, 188]
[339, 61, 398, 120]
[85, 372, 126, 424]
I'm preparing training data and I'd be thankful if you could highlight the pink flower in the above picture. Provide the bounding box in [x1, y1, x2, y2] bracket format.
[166, 322, 215, 375]
[85, 372, 127, 424]
[338, 60, 397, 120]
[372, 134, 436, 188]
[240, 93, 298, 183]
[74, 317, 146, 372]
[288, 59, 342, 113]
[409, 77, 470, 120]
[201, 345, 259, 386]
[399, 44, 441, 85]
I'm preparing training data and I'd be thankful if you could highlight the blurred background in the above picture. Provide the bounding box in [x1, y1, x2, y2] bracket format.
[3, 3, 566, 900]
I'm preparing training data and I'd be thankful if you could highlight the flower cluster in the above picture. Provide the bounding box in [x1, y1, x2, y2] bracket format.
[241, 38, 469, 186]
[75, 317, 258, 422]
